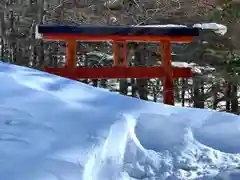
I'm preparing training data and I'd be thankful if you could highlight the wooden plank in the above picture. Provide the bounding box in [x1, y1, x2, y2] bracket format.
[43, 34, 193, 43]
[113, 41, 119, 66]
[44, 67, 192, 79]
[38, 25, 200, 36]
[66, 40, 77, 69]
[161, 40, 174, 105]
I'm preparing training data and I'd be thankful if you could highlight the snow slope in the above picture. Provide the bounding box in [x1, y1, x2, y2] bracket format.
[0, 62, 240, 180]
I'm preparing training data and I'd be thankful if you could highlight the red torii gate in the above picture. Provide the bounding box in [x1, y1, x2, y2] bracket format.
[38, 25, 200, 105]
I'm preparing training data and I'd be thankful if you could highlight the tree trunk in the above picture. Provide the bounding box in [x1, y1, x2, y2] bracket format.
[92, 79, 98, 87]
[193, 77, 204, 108]
[82, 55, 88, 84]
[0, 38, 4, 58]
[119, 79, 128, 95]
[11, 42, 17, 63]
[131, 78, 137, 97]
[100, 79, 107, 88]
[231, 78, 238, 114]
[181, 79, 186, 107]
[136, 79, 148, 100]
[199, 79, 205, 108]
[193, 78, 200, 108]
[174, 80, 180, 102]
[134, 44, 148, 100]
[212, 82, 219, 110]
[225, 81, 231, 112]
[153, 81, 157, 102]
[38, 40, 44, 69]
[36, 0, 45, 69]
[0, 6, 5, 59]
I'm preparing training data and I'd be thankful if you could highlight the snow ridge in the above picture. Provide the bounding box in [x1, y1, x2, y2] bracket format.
[0, 62, 240, 180]
[83, 114, 240, 180]
[83, 115, 136, 180]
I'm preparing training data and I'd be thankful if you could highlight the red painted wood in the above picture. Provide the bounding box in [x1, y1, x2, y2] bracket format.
[44, 67, 192, 79]
[122, 41, 128, 67]
[41, 30, 195, 106]
[161, 41, 174, 105]
[66, 40, 77, 69]
[43, 34, 193, 43]
[113, 41, 118, 66]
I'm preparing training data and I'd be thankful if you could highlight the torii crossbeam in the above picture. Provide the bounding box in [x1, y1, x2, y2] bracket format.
[37, 25, 200, 105]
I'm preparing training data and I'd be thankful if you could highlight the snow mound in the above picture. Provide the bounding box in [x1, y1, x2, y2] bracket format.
[193, 23, 227, 35]
[0, 62, 239, 180]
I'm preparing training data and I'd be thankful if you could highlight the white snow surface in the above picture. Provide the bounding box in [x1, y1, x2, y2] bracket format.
[0, 62, 240, 180]
[193, 23, 227, 35]
[138, 23, 227, 35]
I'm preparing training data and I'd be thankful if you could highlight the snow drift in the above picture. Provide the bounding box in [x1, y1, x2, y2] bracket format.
[0, 62, 239, 180]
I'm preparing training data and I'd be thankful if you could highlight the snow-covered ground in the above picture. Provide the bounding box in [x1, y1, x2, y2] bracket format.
[0, 62, 240, 180]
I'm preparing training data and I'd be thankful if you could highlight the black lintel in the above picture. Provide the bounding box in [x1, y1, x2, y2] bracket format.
[38, 24, 200, 36]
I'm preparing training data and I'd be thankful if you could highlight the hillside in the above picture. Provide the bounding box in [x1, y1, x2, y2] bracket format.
[0, 62, 239, 180]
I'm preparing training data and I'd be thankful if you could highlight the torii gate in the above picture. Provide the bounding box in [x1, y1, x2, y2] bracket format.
[37, 25, 200, 105]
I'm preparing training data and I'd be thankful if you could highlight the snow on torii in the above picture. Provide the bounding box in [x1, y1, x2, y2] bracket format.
[36, 24, 202, 105]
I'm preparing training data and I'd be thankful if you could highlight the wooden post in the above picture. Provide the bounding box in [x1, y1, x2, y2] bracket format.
[113, 41, 119, 66]
[161, 41, 174, 105]
[122, 41, 128, 67]
[66, 39, 77, 70]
